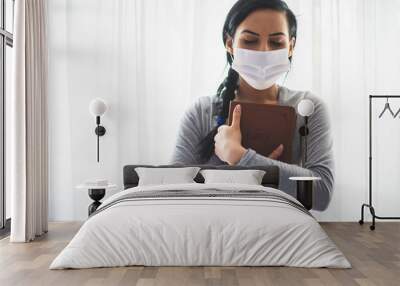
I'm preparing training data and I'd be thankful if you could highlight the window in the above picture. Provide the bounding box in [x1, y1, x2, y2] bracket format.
[0, 0, 14, 236]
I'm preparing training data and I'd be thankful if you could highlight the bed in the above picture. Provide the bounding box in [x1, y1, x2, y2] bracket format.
[49, 164, 351, 269]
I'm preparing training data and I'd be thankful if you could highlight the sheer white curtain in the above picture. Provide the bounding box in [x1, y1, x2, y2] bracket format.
[9, 0, 48, 242]
[47, 0, 400, 221]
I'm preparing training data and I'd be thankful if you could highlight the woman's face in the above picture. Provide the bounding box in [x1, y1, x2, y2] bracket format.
[226, 9, 295, 57]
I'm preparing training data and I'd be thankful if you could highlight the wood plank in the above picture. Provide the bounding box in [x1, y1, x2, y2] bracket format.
[0, 222, 399, 286]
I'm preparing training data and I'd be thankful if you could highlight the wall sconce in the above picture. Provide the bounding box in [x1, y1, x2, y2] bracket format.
[297, 99, 315, 167]
[89, 98, 107, 162]
[292, 98, 319, 210]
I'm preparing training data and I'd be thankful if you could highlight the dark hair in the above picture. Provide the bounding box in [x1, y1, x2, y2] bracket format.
[196, 0, 298, 163]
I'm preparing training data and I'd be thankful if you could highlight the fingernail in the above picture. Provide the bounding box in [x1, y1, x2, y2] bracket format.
[236, 105, 241, 112]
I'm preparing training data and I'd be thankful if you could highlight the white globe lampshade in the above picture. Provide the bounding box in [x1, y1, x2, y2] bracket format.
[89, 98, 107, 117]
[297, 99, 315, 117]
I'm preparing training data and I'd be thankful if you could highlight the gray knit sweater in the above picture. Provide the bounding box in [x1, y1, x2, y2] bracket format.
[170, 85, 334, 211]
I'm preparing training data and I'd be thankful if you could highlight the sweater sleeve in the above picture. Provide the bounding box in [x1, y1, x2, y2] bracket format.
[169, 97, 205, 165]
[236, 97, 335, 211]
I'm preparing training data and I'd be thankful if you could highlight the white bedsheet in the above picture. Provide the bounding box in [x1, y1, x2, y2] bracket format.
[49, 183, 351, 269]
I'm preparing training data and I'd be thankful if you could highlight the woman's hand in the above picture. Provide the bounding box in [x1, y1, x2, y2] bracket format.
[269, 144, 284, 160]
[214, 104, 246, 165]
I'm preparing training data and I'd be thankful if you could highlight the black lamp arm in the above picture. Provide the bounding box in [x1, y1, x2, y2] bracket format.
[299, 116, 310, 167]
[94, 116, 106, 162]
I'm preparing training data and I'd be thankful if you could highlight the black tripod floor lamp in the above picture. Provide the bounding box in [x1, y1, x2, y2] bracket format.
[359, 95, 400, 230]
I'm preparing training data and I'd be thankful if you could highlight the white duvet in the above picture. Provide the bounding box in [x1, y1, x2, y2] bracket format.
[50, 183, 351, 269]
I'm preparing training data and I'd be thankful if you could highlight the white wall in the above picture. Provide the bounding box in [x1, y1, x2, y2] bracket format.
[47, 0, 233, 221]
[48, 0, 125, 220]
[47, 0, 400, 222]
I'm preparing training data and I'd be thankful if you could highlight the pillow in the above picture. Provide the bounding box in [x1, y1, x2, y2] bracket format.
[135, 167, 201, 186]
[200, 169, 266, 185]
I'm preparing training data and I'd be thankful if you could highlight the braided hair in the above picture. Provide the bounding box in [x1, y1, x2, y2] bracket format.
[196, 0, 297, 163]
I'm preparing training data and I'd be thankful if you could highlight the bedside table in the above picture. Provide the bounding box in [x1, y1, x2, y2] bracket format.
[289, 177, 321, 210]
[76, 183, 117, 216]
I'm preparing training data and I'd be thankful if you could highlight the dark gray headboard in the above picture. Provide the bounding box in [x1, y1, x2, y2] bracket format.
[123, 164, 280, 190]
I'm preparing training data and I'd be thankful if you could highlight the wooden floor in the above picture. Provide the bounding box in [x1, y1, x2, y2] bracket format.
[0, 222, 399, 286]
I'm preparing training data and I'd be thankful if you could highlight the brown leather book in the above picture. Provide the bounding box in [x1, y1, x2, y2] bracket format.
[228, 100, 297, 163]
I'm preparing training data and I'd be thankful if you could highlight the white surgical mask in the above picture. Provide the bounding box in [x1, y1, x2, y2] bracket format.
[231, 47, 290, 90]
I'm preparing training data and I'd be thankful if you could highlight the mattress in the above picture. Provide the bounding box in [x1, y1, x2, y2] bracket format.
[49, 183, 351, 269]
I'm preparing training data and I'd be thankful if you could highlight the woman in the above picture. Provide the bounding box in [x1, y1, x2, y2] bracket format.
[170, 0, 334, 211]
